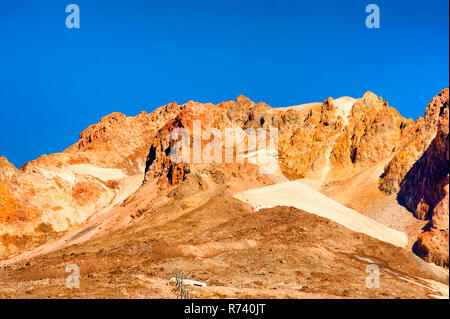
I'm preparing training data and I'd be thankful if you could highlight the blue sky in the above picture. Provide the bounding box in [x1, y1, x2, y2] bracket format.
[0, 0, 448, 168]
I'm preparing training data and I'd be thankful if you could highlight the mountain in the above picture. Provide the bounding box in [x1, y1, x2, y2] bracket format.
[0, 89, 448, 298]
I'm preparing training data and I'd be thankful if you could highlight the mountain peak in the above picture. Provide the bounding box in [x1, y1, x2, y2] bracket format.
[235, 94, 253, 105]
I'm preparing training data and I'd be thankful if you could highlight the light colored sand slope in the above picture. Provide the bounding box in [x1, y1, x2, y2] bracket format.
[233, 180, 408, 248]
[242, 150, 288, 181]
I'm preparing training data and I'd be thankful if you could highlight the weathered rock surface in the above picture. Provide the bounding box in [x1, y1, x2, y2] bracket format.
[279, 92, 413, 182]
[379, 89, 449, 194]
[398, 93, 449, 268]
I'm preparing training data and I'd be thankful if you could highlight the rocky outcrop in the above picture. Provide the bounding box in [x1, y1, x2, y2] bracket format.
[64, 103, 184, 174]
[399, 128, 449, 220]
[0, 157, 17, 180]
[379, 89, 449, 194]
[279, 92, 412, 182]
[144, 100, 230, 186]
[415, 190, 449, 269]
[398, 97, 449, 267]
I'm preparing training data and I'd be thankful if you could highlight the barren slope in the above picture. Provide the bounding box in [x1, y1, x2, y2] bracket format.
[233, 180, 408, 248]
[0, 204, 447, 299]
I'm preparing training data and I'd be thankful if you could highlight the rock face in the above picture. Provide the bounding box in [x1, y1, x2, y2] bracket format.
[379, 89, 449, 194]
[144, 100, 231, 186]
[398, 92, 449, 267]
[278, 92, 413, 182]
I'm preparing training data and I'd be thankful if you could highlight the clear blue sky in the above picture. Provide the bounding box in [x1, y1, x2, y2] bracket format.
[1, 0, 448, 168]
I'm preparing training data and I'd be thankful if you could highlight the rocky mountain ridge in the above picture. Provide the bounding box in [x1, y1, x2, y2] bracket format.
[0, 89, 448, 271]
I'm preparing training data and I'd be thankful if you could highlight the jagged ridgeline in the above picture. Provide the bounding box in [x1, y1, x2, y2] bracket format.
[0, 89, 448, 272]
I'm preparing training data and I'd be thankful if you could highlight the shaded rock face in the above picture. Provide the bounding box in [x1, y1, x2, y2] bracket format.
[379, 89, 449, 194]
[399, 128, 449, 220]
[398, 98, 449, 268]
[0, 157, 17, 180]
